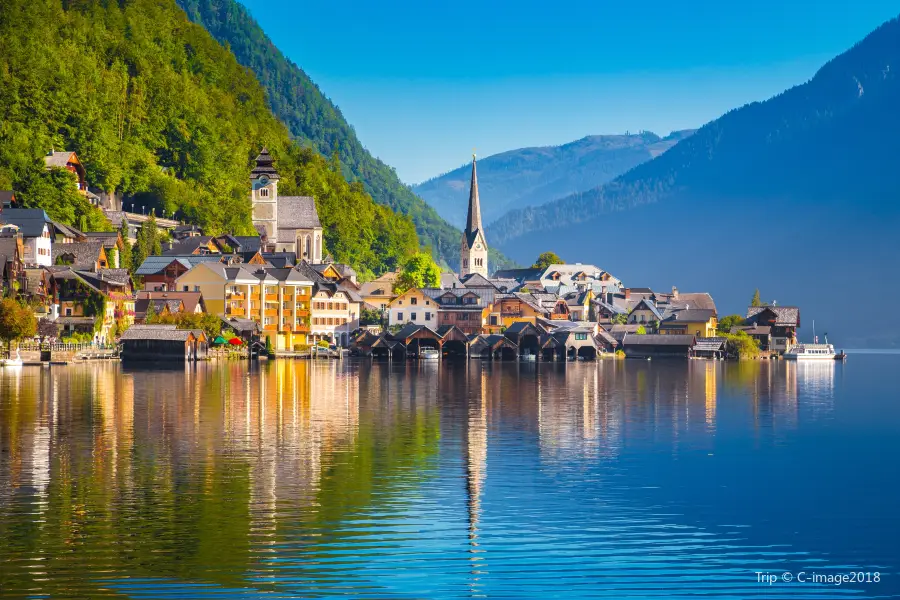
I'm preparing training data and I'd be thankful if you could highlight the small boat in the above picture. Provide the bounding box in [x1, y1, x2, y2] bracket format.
[1, 349, 23, 367]
[419, 348, 440, 360]
[784, 343, 836, 360]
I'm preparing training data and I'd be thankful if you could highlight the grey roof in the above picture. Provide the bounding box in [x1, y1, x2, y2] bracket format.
[56, 316, 96, 326]
[669, 293, 717, 313]
[95, 269, 131, 285]
[440, 272, 463, 289]
[623, 334, 695, 346]
[487, 278, 521, 293]
[595, 328, 618, 348]
[393, 323, 441, 341]
[659, 308, 715, 325]
[136, 291, 204, 313]
[135, 254, 224, 276]
[44, 151, 77, 169]
[220, 316, 260, 334]
[231, 236, 262, 253]
[134, 298, 183, 316]
[51, 241, 105, 269]
[51, 220, 84, 240]
[0, 238, 19, 261]
[693, 337, 727, 351]
[81, 232, 120, 248]
[120, 326, 195, 341]
[459, 272, 494, 288]
[746, 306, 800, 326]
[732, 325, 772, 335]
[593, 300, 628, 315]
[278, 196, 320, 229]
[630, 298, 663, 320]
[0, 190, 15, 206]
[162, 236, 215, 256]
[0, 208, 52, 237]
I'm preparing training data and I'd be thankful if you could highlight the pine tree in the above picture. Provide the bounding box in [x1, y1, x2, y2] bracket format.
[751, 289, 762, 307]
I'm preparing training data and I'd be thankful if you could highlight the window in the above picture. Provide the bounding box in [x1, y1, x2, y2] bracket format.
[410, 297, 418, 305]
[194, 285, 200, 292]
[575, 333, 587, 341]
[425, 312, 431, 321]
[183, 285, 189, 292]
[463, 259, 468, 268]
[397, 312, 403, 321]
[260, 188, 269, 197]
[458, 313, 469, 321]
[411, 312, 417, 321]
[490, 316, 498, 326]
[65, 308, 72, 316]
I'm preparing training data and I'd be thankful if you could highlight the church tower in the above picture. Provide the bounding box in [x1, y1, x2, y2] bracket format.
[250, 147, 279, 245]
[460, 155, 488, 277]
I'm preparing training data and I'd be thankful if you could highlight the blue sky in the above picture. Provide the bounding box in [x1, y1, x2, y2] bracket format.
[242, 0, 899, 184]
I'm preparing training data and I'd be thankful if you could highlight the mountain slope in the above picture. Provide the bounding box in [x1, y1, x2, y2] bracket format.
[490, 16, 900, 245]
[176, 0, 504, 268]
[490, 15, 900, 346]
[414, 130, 694, 228]
[0, 0, 417, 279]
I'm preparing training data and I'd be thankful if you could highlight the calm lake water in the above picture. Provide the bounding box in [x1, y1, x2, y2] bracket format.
[1, 356, 899, 599]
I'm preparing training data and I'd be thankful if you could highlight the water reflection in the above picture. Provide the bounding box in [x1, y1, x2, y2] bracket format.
[0, 357, 892, 599]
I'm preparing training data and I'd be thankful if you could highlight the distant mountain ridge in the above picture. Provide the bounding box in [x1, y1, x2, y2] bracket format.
[413, 130, 695, 228]
[488, 15, 900, 244]
[176, 0, 512, 268]
[487, 14, 900, 347]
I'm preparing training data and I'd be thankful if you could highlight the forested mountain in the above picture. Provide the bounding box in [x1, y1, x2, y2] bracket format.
[414, 130, 694, 228]
[0, 0, 418, 280]
[490, 15, 900, 346]
[175, 0, 505, 269]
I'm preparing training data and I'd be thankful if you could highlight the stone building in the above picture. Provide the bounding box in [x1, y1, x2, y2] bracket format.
[250, 148, 323, 260]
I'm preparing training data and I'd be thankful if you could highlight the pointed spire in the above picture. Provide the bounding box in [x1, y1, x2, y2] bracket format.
[251, 146, 280, 180]
[465, 154, 482, 236]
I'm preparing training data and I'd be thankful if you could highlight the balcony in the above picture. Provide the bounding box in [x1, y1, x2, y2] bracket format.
[265, 293, 278, 302]
[294, 309, 310, 317]
[263, 324, 277, 331]
[227, 292, 244, 300]
[282, 295, 293, 303]
[264, 309, 278, 317]
[283, 309, 292, 317]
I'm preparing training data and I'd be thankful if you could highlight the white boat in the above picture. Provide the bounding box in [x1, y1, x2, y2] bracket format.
[1, 349, 23, 367]
[784, 343, 836, 360]
[419, 348, 440, 360]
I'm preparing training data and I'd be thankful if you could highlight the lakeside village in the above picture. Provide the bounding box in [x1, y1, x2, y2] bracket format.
[1, 149, 809, 364]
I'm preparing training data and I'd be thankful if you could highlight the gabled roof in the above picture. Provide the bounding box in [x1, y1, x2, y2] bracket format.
[746, 305, 800, 326]
[51, 220, 84, 240]
[0, 191, 15, 207]
[731, 325, 772, 335]
[659, 308, 715, 325]
[135, 255, 224, 276]
[594, 328, 618, 348]
[440, 272, 463, 289]
[51, 241, 106, 270]
[459, 272, 494, 288]
[504, 321, 541, 336]
[669, 292, 717, 313]
[278, 196, 320, 229]
[693, 337, 727, 352]
[392, 323, 441, 342]
[492, 267, 544, 281]
[0, 238, 20, 262]
[162, 236, 216, 256]
[43, 151, 79, 169]
[630, 298, 663, 320]
[136, 291, 205, 313]
[0, 208, 52, 237]
[82, 232, 121, 249]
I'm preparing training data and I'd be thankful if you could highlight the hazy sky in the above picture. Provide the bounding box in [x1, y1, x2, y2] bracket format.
[241, 0, 899, 184]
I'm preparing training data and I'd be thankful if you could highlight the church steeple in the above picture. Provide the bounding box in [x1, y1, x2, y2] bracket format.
[460, 154, 488, 277]
[465, 154, 483, 237]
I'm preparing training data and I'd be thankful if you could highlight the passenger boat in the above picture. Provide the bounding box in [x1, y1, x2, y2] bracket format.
[419, 348, 440, 360]
[1, 349, 23, 367]
[784, 343, 836, 360]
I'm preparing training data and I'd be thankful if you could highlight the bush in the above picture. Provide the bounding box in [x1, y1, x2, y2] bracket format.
[293, 344, 310, 352]
[317, 340, 330, 348]
[722, 331, 760, 359]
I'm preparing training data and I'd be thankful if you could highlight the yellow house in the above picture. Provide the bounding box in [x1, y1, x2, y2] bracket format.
[658, 309, 718, 337]
[484, 293, 546, 333]
[628, 298, 663, 326]
[359, 272, 398, 311]
[175, 263, 313, 349]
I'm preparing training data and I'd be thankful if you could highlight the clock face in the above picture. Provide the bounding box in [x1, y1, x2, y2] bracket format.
[475, 243, 482, 250]
[259, 176, 268, 185]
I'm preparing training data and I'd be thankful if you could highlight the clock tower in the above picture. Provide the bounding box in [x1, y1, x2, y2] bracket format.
[250, 147, 279, 245]
[460, 154, 488, 277]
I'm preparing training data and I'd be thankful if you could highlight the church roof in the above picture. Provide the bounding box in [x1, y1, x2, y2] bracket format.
[250, 147, 280, 181]
[463, 156, 486, 248]
[277, 196, 320, 229]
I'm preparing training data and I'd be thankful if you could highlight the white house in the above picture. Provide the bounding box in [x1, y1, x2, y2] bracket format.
[0, 209, 53, 267]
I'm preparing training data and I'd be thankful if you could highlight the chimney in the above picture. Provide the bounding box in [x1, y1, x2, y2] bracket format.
[624, 288, 631, 300]
[672, 286, 679, 299]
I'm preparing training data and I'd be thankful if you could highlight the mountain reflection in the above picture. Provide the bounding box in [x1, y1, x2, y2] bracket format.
[0, 359, 839, 598]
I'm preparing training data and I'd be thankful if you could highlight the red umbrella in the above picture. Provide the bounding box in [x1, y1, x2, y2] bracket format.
[228, 337, 243, 346]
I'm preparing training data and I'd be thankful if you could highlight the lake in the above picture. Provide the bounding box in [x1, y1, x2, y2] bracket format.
[1, 356, 898, 598]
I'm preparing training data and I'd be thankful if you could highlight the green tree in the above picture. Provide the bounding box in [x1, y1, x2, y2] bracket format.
[723, 330, 760, 359]
[118, 220, 133, 273]
[751, 289, 762, 307]
[717, 314, 745, 334]
[636, 325, 647, 335]
[612, 313, 628, 325]
[360, 307, 383, 326]
[0, 298, 37, 357]
[394, 252, 441, 293]
[532, 251, 564, 269]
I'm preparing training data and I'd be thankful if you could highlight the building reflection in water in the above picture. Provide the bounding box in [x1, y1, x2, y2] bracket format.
[0, 357, 839, 597]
